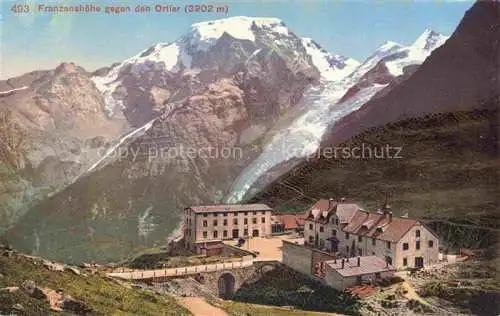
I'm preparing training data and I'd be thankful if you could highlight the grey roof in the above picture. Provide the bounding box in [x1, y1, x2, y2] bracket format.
[188, 204, 272, 213]
[325, 256, 396, 277]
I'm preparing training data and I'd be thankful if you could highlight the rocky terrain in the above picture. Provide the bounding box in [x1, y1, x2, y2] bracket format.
[0, 244, 190, 315]
[0, 63, 127, 232]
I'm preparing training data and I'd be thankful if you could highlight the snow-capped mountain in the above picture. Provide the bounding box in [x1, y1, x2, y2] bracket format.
[301, 37, 360, 81]
[92, 16, 360, 123]
[339, 29, 449, 103]
[413, 28, 448, 51]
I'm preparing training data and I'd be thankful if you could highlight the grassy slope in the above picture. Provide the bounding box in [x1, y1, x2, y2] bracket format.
[220, 301, 341, 316]
[0, 252, 190, 316]
[250, 109, 499, 246]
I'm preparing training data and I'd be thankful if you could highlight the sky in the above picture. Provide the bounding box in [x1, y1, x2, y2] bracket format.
[1, 0, 474, 79]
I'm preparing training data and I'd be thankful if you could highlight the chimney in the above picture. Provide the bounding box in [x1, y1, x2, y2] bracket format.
[341, 259, 344, 269]
[357, 257, 360, 267]
[389, 211, 393, 221]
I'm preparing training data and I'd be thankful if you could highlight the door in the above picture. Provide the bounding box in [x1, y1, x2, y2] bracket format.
[415, 257, 424, 268]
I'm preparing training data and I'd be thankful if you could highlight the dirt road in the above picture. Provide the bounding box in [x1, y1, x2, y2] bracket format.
[177, 297, 228, 316]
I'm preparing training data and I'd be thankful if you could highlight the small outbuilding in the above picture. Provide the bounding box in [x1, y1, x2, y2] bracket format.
[324, 256, 396, 290]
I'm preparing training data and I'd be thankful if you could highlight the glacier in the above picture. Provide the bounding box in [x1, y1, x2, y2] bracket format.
[225, 29, 449, 203]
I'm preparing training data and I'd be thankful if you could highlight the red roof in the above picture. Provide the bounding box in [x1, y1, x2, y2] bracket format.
[274, 214, 306, 229]
[342, 210, 418, 242]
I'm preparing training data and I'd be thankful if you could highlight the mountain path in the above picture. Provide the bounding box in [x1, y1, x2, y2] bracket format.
[177, 297, 228, 316]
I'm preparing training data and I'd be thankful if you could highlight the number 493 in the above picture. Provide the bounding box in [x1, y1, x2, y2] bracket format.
[11, 4, 30, 14]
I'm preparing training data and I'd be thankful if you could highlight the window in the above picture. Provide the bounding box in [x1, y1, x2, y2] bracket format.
[213, 212, 218, 217]
[403, 243, 409, 251]
[416, 230, 421, 237]
[309, 236, 314, 243]
[416, 241, 420, 250]
[261, 217, 265, 223]
[358, 235, 362, 242]
[203, 213, 208, 217]
[335, 218, 339, 225]
[319, 226, 324, 232]
[372, 238, 376, 246]
[223, 230, 228, 237]
[332, 230, 336, 236]
[372, 251, 375, 255]
[223, 213, 228, 217]
[233, 219, 238, 225]
[203, 231, 207, 238]
[244, 229, 248, 236]
[358, 248, 362, 256]
[345, 232, 350, 239]
[375, 272, 381, 279]
[253, 211, 257, 215]
[262, 211, 265, 215]
[252, 218, 257, 224]
[428, 240, 434, 248]
[244, 218, 248, 225]
[244, 212, 248, 216]
[386, 241, 391, 249]
[319, 239, 324, 248]
[309, 224, 313, 230]
[213, 220, 218, 226]
[403, 258, 408, 266]
[223, 219, 227, 226]
[346, 245, 349, 254]
[203, 220, 207, 227]
[213, 231, 218, 238]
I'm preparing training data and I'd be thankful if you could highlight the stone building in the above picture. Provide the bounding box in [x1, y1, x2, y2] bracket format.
[184, 204, 273, 253]
[303, 198, 439, 269]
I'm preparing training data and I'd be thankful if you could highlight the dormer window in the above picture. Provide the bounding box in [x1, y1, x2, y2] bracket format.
[416, 230, 421, 237]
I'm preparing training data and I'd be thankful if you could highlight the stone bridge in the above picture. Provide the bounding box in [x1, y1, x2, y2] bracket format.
[192, 261, 278, 298]
[108, 260, 280, 299]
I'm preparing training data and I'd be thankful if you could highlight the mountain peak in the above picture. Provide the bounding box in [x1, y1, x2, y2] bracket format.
[300, 37, 359, 81]
[413, 29, 448, 51]
[188, 16, 288, 49]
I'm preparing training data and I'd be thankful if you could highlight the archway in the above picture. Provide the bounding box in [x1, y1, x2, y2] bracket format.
[218, 273, 236, 299]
